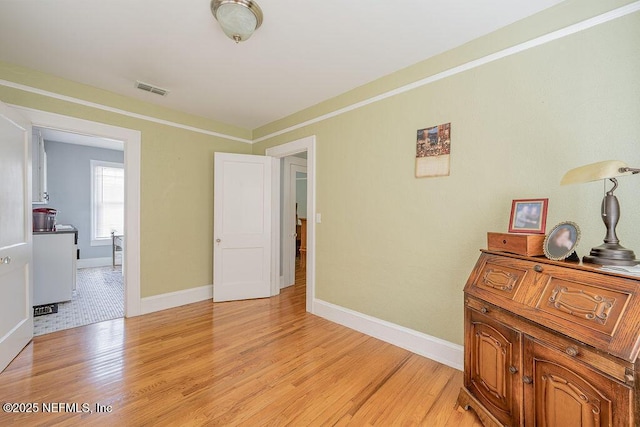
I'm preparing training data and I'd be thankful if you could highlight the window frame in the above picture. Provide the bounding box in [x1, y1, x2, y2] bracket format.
[90, 159, 125, 247]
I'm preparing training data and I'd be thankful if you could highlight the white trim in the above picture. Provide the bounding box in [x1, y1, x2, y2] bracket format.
[13, 106, 142, 317]
[266, 136, 316, 313]
[252, 1, 640, 143]
[314, 299, 464, 371]
[0, 80, 252, 144]
[141, 284, 213, 315]
[77, 257, 112, 269]
[1, 3, 636, 146]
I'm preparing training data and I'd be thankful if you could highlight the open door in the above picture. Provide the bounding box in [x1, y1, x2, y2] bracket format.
[0, 102, 33, 372]
[213, 153, 276, 302]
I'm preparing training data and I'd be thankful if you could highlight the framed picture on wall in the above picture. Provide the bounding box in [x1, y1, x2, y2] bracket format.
[415, 122, 451, 178]
[508, 198, 548, 234]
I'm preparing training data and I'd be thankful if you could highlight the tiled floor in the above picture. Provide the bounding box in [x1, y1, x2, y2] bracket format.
[33, 266, 124, 336]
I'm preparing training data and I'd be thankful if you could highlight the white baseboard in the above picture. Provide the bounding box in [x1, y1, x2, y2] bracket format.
[313, 299, 463, 371]
[140, 284, 213, 315]
[77, 257, 112, 268]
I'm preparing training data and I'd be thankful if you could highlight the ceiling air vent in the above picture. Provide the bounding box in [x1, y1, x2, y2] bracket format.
[135, 81, 169, 96]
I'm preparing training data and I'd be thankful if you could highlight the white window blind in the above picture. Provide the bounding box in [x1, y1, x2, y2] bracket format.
[91, 160, 124, 244]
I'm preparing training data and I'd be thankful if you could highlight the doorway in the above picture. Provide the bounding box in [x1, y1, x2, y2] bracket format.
[15, 106, 142, 318]
[32, 126, 126, 335]
[266, 135, 316, 313]
[282, 154, 307, 289]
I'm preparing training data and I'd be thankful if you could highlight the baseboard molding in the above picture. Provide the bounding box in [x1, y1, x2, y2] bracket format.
[77, 257, 112, 269]
[140, 284, 213, 315]
[313, 299, 463, 371]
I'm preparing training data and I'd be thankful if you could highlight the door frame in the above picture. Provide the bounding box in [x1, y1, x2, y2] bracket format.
[11, 106, 142, 317]
[266, 135, 316, 313]
[282, 156, 307, 288]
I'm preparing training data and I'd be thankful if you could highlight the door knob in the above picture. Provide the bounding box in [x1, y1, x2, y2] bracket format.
[0, 256, 11, 265]
[522, 375, 533, 384]
[215, 239, 221, 243]
[509, 366, 518, 374]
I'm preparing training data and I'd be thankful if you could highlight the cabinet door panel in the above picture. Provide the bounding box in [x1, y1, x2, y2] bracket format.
[525, 339, 631, 427]
[466, 309, 522, 426]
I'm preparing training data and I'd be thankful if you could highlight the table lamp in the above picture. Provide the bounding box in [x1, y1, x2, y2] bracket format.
[561, 160, 640, 266]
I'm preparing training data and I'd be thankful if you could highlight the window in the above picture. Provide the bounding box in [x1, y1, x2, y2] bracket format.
[91, 160, 124, 246]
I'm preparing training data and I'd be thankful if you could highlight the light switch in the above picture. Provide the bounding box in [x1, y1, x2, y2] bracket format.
[316, 213, 322, 223]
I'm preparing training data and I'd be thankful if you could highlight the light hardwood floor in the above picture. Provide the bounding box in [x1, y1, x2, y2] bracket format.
[0, 263, 481, 426]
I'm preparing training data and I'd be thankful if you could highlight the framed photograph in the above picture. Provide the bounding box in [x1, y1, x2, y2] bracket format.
[508, 198, 548, 234]
[543, 221, 581, 261]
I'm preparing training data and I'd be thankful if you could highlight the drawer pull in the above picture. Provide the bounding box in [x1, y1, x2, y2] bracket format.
[509, 366, 518, 374]
[533, 265, 543, 273]
[522, 375, 533, 384]
[565, 347, 579, 357]
[480, 307, 488, 314]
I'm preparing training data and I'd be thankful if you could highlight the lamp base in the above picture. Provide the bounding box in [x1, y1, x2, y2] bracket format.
[583, 243, 639, 266]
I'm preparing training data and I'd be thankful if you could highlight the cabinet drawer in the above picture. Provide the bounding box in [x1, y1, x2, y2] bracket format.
[536, 269, 628, 336]
[533, 264, 639, 360]
[466, 255, 533, 302]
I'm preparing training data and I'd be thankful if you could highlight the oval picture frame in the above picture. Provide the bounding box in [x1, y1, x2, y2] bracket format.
[543, 221, 581, 261]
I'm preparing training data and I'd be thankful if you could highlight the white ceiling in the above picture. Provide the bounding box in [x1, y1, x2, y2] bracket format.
[1, 0, 565, 131]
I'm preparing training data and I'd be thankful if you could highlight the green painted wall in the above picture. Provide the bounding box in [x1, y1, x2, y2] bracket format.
[1, 0, 638, 346]
[252, 1, 640, 344]
[0, 63, 252, 297]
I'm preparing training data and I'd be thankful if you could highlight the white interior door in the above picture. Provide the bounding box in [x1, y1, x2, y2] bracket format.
[283, 157, 307, 288]
[0, 102, 33, 372]
[213, 153, 274, 302]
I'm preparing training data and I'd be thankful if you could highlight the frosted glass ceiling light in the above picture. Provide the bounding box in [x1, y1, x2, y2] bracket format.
[561, 160, 640, 266]
[211, 0, 263, 43]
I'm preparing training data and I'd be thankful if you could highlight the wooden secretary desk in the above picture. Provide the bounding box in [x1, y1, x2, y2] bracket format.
[457, 250, 640, 427]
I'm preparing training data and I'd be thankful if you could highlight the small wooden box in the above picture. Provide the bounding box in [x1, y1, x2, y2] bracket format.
[487, 232, 545, 256]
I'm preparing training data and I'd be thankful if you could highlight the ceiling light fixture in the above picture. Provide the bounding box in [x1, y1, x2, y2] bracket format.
[211, 0, 263, 43]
